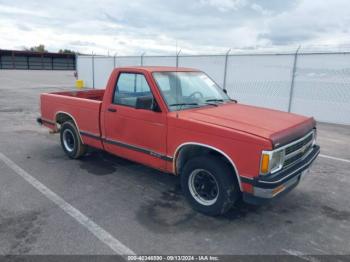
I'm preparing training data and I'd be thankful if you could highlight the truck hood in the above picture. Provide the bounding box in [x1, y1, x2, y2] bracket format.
[179, 103, 315, 147]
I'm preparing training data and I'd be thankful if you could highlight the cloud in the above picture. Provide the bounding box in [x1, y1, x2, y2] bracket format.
[250, 3, 272, 16]
[260, 0, 350, 46]
[0, 0, 349, 54]
[69, 41, 97, 47]
[16, 24, 32, 32]
[199, 0, 247, 12]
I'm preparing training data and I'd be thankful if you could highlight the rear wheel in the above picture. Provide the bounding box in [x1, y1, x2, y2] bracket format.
[181, 155, 240, 216]
[60, 121, 86, 159]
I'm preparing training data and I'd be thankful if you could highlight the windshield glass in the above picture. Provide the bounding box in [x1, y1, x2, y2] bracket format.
[153, 71, 231, 111]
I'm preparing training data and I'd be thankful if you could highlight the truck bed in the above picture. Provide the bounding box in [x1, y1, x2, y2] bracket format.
[51, 89, 105, 101]
[40, 89, 105, 149]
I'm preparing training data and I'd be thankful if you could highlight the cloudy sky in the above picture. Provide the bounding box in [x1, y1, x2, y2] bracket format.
[0, 0, 349, 55]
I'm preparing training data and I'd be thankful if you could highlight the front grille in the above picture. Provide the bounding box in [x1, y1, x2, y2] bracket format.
[283, 131, 314, 169]
[285, 133, 313, 155]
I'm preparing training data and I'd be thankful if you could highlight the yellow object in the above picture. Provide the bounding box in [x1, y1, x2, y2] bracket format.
[76, 80, 84, 89]
[260, 154, 270, 174]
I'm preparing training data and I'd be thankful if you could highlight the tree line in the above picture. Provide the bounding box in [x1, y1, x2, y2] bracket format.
[23, 44, 80, 54]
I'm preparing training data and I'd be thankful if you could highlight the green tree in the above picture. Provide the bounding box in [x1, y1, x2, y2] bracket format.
[24, 44, 48, 52]
[58, 49, 80, 54]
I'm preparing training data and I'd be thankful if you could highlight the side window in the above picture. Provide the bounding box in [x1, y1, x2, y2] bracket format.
[113, 73, 152, 107]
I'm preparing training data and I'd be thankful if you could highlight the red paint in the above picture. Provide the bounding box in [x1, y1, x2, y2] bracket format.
[39, 66, 315, 193]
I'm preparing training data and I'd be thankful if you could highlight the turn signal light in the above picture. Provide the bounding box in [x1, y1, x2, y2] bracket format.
[272, 185, 286, 196]
[260, 154, 270, 174]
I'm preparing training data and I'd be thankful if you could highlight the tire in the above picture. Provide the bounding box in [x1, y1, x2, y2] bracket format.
[60, 121, 86, 159]
[181, 155, 240, 216]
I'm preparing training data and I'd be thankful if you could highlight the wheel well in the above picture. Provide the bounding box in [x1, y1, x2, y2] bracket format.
[56, 112, 74, 125]
[176, 145, 224, 173]
[55, 112, 84, 143]
[175, 145, 240, 188]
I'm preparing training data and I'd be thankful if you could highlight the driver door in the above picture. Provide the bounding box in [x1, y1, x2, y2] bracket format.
[103, 72, 167, 170]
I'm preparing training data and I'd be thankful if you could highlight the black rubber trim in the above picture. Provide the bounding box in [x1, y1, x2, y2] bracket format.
[80, 131, 101, 140]
[240, 176, 254, 183]
[104, 138, 153, 155]
[79, 131, 173, 162]
[244, 145, 320, 189]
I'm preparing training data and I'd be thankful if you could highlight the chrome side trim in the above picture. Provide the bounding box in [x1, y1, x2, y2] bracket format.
[82, 131, 173, 162]
[173, 142, 242, 191]
[103, 136, 173, 162]
[55, 111, 84, 142]
[240, 175, 254, 181]
[80, 130, 101, 140]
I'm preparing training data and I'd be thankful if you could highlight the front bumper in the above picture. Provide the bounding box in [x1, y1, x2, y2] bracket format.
[242, 145, 320, 205]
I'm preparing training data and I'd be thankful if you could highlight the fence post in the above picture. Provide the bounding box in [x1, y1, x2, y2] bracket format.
[92, 52, 95, 89]
[140, 52, 145, 66]
[12, 51, 15, 69]
[288, 46, 301, 112]
[222, 49, 231, 91]
[113, 53, 117, 68]
[176, 49, 182, 68]
[75, 54, 78, 71]
[41, 52, 44, 70]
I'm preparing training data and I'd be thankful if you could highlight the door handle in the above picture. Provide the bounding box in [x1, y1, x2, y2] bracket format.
[108, 108, 117, 112]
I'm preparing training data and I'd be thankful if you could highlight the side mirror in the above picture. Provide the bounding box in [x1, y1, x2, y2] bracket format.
[135, 96, 160, 111]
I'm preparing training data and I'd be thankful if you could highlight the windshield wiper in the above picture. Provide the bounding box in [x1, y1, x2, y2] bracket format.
[206, 98, 238, 104]
[204, 102, 218, 107]
[169, 102, 199, 107]
[169, 102, 220, 109]
[205, 99, 224, 102]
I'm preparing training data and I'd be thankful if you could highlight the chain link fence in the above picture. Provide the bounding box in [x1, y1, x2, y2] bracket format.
[77, 51, 350, 125]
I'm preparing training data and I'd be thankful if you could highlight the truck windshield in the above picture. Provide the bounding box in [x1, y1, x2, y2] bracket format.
[153, 71, 231, 111]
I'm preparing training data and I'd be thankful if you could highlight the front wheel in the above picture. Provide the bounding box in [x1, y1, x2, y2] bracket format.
[60, 121, 86, 159]
[181, 155, 240, 216]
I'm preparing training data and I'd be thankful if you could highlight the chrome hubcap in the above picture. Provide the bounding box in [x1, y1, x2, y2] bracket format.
[63, 129, 75, 152]
[188, 169, 219, 206]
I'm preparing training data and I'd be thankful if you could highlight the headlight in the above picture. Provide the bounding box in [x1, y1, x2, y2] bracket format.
[260, 149, 285, 175]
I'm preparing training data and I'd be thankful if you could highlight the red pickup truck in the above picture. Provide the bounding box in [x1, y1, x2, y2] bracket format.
[38, 66, 320, 215]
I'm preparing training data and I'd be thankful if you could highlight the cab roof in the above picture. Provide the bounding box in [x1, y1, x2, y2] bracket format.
[115, 66, 200, 72]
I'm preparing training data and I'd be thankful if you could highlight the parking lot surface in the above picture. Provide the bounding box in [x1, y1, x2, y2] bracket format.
[0, 70, 349, 255]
